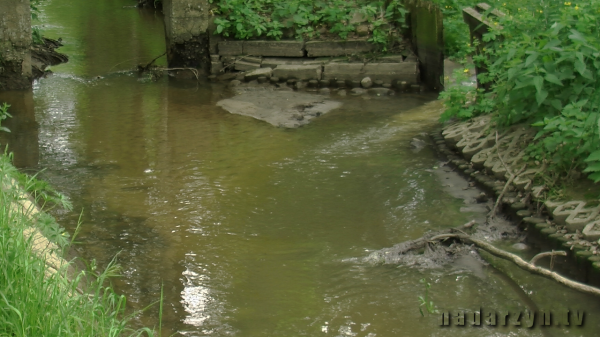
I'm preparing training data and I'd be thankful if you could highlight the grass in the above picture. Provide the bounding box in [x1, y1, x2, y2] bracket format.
[0, 152, 160, 336]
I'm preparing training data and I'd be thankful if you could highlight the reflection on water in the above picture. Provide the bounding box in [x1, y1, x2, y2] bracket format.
[3, 0, 599, 336]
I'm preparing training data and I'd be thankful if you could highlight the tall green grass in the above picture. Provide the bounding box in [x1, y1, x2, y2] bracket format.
[0, 153, 159, 336]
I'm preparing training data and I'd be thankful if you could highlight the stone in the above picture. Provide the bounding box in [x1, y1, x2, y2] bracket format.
[210, 62, 224, 75]
[583, 221, 600, 241]
[244, 41, 305, 57]
[295, 81, 307, 89]
[273, 65, 323, 81]
[244, 67, 273, 81]
[257, 76, 268, 84]
[270, 77, 279, 84]
[356, 24, 370, 37]
[319, 80, 331, 87]
[318, 88, 331, 95]
[323, 62, 419, 83]
[368, 88, 393, 96]
[305, 40, 375, 57]
[216, 89, 342, 128]
[336, 80, 346, 88]
[210, 54, 220, 62]
[351, 80, 361, 88]
[382, 83, 392, 88]
[350, 88, 367, 96]
[287, 79, 297, 85]
[308, 80, 319, 88]
[374, 80, 384, 87]
[261, 57, 307, 69]
[511, 243, 529, 251]
[221, 56, 236, 66]
[338, 89, 347, 96]
[361, 77, 373, 88]
[235, 61, 261, 71]
[228, 80, 241, 87]
[218, 41, 244, 55]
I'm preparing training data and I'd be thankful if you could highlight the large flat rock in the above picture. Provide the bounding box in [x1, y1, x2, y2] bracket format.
[216, 88, 342, 128]
[305, 40, 375, 57]
[273, 65, 322, 80]
[244, 41, 305, 57]
[323, 62, 419, 83]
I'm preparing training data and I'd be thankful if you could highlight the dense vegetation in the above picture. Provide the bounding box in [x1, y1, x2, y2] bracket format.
[0, 104, 159, 336]
[209, 0, 408, 50]
[438, 0, 600, 184]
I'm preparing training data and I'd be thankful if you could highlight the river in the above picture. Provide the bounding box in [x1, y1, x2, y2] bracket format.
[1, 0, 599, 336]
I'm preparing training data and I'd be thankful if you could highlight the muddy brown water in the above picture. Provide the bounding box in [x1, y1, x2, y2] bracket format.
[1, 0, 600, 336]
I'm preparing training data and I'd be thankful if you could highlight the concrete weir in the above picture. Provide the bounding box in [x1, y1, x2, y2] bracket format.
[163, 0, 211, 72]
[0, 0, 33, 90]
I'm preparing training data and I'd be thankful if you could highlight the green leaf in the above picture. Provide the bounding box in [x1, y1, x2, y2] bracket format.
[574, 60, 587, 76]
[533, 76, 543, 93]
[583, 162, 600, 173]
[544, 73, 563, 86]
[525, 52, 538, 67]
[569, 29, 587, 43]
[585, 150, 600, 162]
[536, 89, 548, 106]
[588, 172, 600, 183]
[217, 25, 223, 34]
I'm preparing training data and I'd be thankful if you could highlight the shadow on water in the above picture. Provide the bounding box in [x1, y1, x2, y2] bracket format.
[1, 0, 599, 336]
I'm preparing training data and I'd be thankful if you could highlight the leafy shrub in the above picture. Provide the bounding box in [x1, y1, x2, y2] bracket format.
[210, 0, 408, 50]
[441, 0, 600, 183]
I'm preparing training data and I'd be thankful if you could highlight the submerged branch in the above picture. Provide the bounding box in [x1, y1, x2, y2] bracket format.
[530, 251, 567, 266]
[430, 234, 600, 297]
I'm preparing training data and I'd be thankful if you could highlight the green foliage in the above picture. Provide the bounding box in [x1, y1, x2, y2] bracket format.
[0, 153, 160, 336]
[418, 278, 438, 316]
[438, 68, 478, 122]
[0, 103, 12, 134]
[440, 0, 600, 184]
[32, 26, 44, 46]
[210, 0, 408, 50]
[30, 0, 42, 21]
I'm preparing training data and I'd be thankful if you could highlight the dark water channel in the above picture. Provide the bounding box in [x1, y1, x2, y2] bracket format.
[2, 0, 600, 336]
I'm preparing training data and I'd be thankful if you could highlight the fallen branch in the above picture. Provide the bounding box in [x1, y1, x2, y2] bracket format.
[139, 51, 166, 71]
[530, 250, 567, 266]
[430, 234, 600, 297]
[489, 164, 526, 218]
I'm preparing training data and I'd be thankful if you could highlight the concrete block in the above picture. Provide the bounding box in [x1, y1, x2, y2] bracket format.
[305, 40, 375, 57]
[273, 65, 322, 80]
[322, 62, 419, 83]
[261, 57, 307, 68]
[245, 67, 272, 81]
[244, 41, 305, 57]
[211, 61, 224, 74]
[378, 55, 404, 63]
[235, 61, 260, 71]
[218, 41, 244, 55]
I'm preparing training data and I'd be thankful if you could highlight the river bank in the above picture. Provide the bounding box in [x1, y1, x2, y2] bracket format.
[434, 115, 600, 287]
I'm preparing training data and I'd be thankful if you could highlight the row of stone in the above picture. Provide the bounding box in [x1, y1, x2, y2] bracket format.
[212, 55, 420, 84]
[433, 127, 600, 285]
[440, 116, 600, 240]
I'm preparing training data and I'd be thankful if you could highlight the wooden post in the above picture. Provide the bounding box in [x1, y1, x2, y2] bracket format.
[462, 3, 505, 91]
